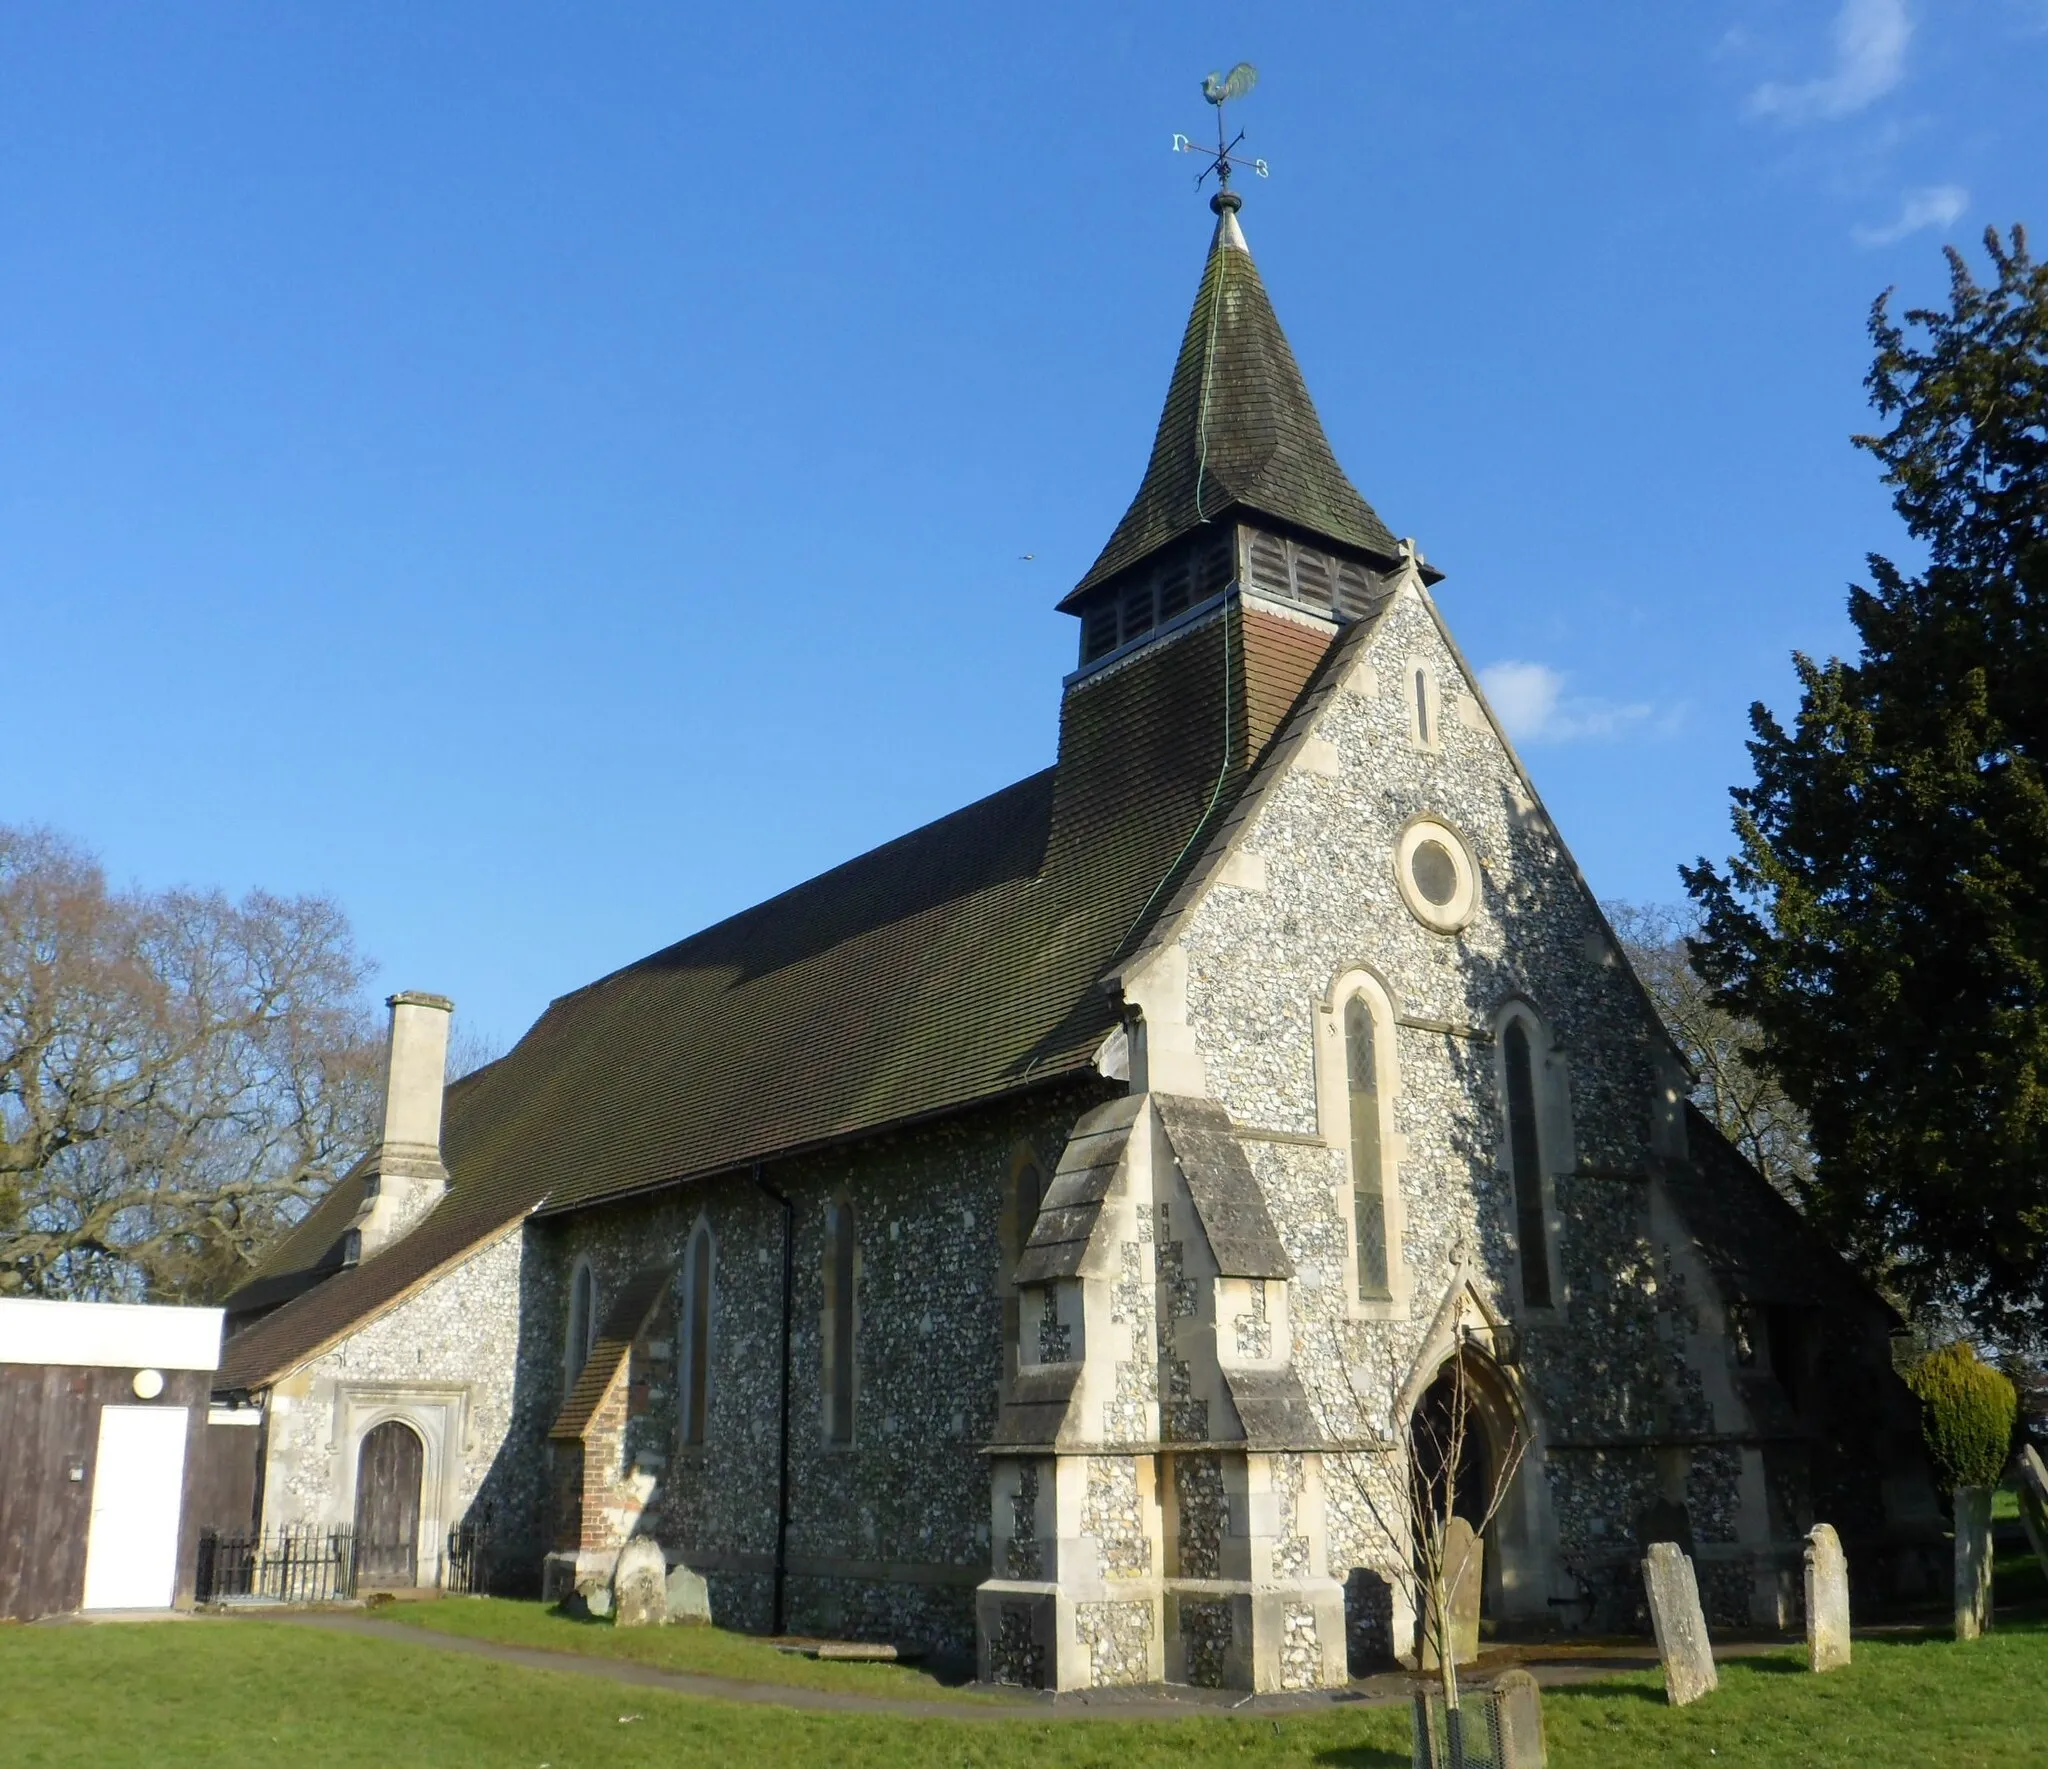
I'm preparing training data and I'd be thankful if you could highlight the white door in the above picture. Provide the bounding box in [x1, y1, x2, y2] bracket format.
[81, 1405, 190, 1611]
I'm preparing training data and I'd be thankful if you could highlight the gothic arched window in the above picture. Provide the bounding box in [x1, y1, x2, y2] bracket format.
[1502, 1020, 1553, 1309]
[822, 1200, 858, 1445]
[680, 1223, 714, 1446]
[1345, 993, 1391, 1300]
[565, 1259, 598, 1385]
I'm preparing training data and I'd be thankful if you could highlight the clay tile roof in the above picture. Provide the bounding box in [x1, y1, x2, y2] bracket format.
[1063, 205, 1401, 608]
[216, 1194, 521, 1391]
[218, 598, 1347, 1391]
[1662, 1105, 1893, 1316]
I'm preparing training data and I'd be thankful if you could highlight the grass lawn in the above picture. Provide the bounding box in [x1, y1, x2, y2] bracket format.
[382, 1595, 1002, 1700]
[4, 1612, 2048, 1768]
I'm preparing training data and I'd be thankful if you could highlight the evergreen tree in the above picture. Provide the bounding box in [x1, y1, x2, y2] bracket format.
[1684, 227, 2048, 1334]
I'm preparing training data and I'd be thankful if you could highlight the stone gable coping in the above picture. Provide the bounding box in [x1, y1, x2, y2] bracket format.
[1151, 1094, 1293, 1280]
[549, 1263, 676, 1441]
[215, 1211, 529, 1393]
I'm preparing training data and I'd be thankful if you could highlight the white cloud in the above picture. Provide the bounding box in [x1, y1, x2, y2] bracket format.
[1749, 0, 1912, 122]
[1479, 661, 1658, 745]
[1852, 183, 1969, 246]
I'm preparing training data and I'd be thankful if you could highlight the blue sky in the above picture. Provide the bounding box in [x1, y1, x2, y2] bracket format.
[5, 2, 2045, 1055]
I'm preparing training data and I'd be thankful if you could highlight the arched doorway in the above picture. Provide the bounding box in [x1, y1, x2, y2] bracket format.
[354, 1420, 424, 1588]
[1408, 1356, 1500, 1619]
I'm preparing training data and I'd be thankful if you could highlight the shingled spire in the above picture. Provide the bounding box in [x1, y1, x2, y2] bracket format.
[1062, 190, 1402, 618]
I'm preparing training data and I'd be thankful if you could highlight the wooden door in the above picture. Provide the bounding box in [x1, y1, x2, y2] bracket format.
[353, 1421, 423, 1588]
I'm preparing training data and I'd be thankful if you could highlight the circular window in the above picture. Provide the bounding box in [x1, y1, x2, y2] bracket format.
[1410, 839, 1458, 906]
[1394, 818, 1478, 933]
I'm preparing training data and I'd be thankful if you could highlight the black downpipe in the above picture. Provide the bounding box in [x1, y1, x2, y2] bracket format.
[754, 1165, 794, 1636]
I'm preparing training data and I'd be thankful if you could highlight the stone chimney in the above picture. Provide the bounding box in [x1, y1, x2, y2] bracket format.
[350, 991, 454, 1260]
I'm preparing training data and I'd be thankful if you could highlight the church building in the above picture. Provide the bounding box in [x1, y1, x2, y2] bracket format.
[215, 185, 1939, 1690]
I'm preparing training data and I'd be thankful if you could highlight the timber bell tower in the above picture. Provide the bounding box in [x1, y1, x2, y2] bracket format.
[977, 137, 1427, 1694]
[1058, 183, 1422, 677]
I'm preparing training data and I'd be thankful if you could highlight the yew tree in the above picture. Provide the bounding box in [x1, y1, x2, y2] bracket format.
[1685, 227, 2048, 1332]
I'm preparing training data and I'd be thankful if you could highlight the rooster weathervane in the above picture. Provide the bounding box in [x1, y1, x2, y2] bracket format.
[1173, 62, 1269, 191]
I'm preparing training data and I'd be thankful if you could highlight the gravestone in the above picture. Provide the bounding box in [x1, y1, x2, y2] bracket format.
[1483, 1667, 1547, 1768]
[1420, 1518, 1484, 1670]
[1803, 1523, 1851, 1672]
[1641, 1541, 1717, 1706]
[612, 1538, 669, 1629]
[2016, 1445, 2048, 1580]
[1953, 1486, 1994, 1641]
[665, 1560, 712, 1625]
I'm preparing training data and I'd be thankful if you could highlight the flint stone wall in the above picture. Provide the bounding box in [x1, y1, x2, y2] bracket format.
[1170, 593, 1684, 1622]
[502, 1082, 1110, 1654]
[260, 1227, 542, 1580]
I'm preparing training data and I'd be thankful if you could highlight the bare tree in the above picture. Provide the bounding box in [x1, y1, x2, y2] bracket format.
[0, 825, 382, 1303]
[1605, 900, 1814, 1206]
[445, 1023, 504, 1083]
[1314, 1345, 1525, 1761]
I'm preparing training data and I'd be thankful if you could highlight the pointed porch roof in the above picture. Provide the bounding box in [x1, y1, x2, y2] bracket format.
[1062, 193, 1401, 609]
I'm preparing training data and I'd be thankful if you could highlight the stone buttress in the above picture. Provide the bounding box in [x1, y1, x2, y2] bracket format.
[540, 1266, 676, 1604]
[977, 1093, 1348, 1691]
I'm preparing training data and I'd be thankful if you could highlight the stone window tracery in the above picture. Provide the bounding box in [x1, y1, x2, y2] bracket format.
[1318, 968, 1408, 1318]
[1408, 661, 1441, 751]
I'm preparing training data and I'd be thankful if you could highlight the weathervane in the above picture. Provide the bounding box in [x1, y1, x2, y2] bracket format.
[1173, 62, 1268, 194]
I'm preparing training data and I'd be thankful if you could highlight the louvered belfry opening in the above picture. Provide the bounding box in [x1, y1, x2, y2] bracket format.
[1078, 527, 1234, 666]
[1075, 520, 1389, 670]
[1063, 190, 1414, 676]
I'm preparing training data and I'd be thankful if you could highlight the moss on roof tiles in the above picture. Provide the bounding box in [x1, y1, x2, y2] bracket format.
[1065, 206, 1400, 608]
[219, 601, 1342, 1389]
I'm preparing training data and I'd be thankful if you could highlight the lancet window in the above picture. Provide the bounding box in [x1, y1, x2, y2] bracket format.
[565, 1259, 598, 1385]
[1501, 1018, 1554, 1309]
[1344, 993, 1391, 1300]
[680, 1223, 714, 1446]
[823, 1200, 858, 1445]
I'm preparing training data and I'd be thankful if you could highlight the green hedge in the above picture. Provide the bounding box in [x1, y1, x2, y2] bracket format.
[1904, 1342, 2017, 1491]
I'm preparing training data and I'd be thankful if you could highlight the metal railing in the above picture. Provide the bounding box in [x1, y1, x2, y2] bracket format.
[443, 1519, 495, 1596]
[195, 1525, 358, 1605]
